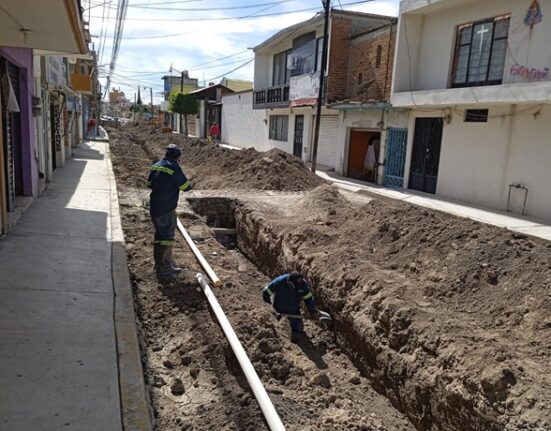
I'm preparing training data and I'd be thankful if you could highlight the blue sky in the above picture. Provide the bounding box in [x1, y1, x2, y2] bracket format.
[87, 0, 399, 103]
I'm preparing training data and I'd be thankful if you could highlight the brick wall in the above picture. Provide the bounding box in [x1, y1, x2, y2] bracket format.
[346, 24, 396, 102]
[326, 16, 352, 103]
[325, 13, 396, 104]
[347, 25, 396, 102]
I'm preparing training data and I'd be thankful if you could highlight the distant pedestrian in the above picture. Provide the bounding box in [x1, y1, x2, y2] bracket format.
[87, 115, 97, 140]
[262, 271, 318, 342]
[208, 122, 220, 143]
[146, 144, 192, 279]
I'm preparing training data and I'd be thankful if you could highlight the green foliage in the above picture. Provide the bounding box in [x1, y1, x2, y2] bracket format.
[169, 92, 198, 115]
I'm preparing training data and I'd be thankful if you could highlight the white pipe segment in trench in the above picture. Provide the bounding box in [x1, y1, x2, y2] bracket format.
[196, 273, 286, 431]
[177, 218, 222, 287]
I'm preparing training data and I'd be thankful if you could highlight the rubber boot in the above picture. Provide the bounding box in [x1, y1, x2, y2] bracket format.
[167, 246, 182, 272]
[158, 246, 182, 279]
[153, 244, 163, 271]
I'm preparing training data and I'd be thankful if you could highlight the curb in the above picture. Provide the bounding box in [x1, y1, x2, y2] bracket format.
[104, 132, 153, 431]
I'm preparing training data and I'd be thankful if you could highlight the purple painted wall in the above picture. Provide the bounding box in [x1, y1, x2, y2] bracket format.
[0, 47, 37, 197]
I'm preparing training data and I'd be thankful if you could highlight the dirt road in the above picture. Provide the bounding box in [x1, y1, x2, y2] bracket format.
[110, 125, 551, 431]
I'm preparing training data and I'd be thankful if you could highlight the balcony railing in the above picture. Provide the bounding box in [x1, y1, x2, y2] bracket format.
[253, 84, 290, 109]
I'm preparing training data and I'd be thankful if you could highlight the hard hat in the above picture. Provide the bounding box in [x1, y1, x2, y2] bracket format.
[165, 143, 181, 158]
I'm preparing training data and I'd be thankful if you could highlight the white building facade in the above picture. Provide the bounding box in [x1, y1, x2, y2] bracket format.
[249, 11, 395, 170]
[392, 0, 551, 221]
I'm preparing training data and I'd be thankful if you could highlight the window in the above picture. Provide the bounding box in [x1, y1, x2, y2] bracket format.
[269, 115, 288, 141]
[289, 32, 316, 77]
[452, 16, 510, 87]
[315, 37, 324, 72]
[464, 109, 489, 122]
[272, 50, 289, 86]
[376, 45, 382, 69]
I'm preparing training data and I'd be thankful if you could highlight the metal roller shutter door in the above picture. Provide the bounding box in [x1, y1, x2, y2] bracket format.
[312, 115, 339, 169]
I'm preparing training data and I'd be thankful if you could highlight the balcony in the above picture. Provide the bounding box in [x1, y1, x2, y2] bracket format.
[253, 84, 290, 109]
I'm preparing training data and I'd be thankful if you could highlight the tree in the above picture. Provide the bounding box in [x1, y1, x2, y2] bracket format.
[169, 92, 198, 137]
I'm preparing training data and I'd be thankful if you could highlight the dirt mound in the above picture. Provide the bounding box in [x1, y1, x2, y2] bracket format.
[120, 125, 325, 191]
[236, 194, 551, 431]
[296, 184, 353, 220]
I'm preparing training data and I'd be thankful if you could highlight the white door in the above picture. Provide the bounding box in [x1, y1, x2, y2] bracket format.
[312, 115, 339, 169]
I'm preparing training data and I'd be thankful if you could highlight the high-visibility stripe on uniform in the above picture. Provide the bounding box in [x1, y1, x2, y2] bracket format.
[264, 286, 274, 296]
[154, 240, 175, 246]
[303, 292, 313, 300]
[179, 181, 190, 191]
[151, 166, 174, 175]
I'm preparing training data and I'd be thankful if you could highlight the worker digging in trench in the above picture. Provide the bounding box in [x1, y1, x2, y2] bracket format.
[263, 271, 320, 343]
[146, 143, 192, 279]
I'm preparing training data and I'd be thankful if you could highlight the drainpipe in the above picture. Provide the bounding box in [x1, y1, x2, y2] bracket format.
[196, 273, 286, 431]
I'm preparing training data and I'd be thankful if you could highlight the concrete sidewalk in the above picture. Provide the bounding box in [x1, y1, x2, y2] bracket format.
[317, 170, 551, 242]
[0, 141, 151, 430]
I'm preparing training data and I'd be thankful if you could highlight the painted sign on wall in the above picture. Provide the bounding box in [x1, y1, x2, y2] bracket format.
[524, 0, 543, 28]
[290, 70, 320, 101]
[510, 64, 550, 80]
[503, 1, 549, 84]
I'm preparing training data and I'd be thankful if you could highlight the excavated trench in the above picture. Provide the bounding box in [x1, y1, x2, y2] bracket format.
[186, 197, 433, 430]
[110, 128, 550, 430]
[185, 196, 541, 431]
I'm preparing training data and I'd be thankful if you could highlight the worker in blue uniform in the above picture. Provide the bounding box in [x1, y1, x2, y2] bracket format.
[146, 144, 192, 279]
[263, 272, 318, 342]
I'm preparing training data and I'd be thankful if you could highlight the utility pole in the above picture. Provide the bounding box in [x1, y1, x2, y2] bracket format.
[180, 70, 184, 133]
[150, 87, 153, 120]
[311, 0, 331, 173]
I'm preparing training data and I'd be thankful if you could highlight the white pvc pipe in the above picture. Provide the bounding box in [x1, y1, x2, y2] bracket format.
[196, 273, 286, 431]
[177, 218, 222, 287]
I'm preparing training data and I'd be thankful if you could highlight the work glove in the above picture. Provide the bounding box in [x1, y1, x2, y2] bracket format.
[309, 309, 319, 318]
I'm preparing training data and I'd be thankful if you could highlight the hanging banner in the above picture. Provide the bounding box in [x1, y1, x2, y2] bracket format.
[47, 56, 67, 87]
[1, 73, 20, 113]
[290, 71, 320, 107]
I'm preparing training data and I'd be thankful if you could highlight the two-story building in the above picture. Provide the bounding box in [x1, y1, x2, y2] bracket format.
[392, 0, 551, 221]
[251, 10, 395, 168]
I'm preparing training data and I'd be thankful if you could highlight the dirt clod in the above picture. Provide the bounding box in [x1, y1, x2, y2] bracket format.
[170, 379, 186, 396]
[311, 373, 332, 389]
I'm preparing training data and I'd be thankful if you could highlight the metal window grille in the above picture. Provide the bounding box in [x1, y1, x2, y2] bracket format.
[451, 15, 510, 88]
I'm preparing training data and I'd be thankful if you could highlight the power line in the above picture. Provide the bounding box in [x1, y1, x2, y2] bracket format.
[188, 49, 250, 69]
[97, 0, 111, 68]
[204, 58, 254, 83]
[90, 0, 376, 22]
[108, 55, 254, 79]
[100, 0, 295, 12]
[117, 1, 289, 40]
[105, 0, 129, 97]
